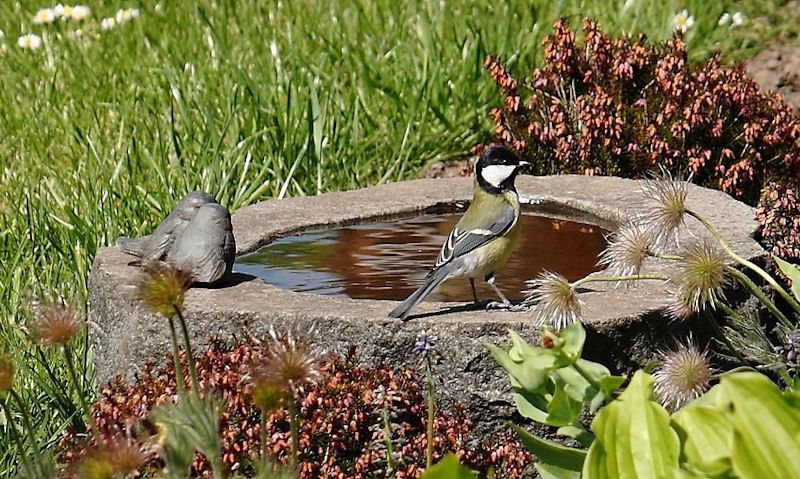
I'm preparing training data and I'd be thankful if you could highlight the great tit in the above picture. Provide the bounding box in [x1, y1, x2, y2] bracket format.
[388, 145, 529, 320]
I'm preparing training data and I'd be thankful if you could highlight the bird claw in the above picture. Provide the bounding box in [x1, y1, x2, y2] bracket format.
[508, 303, 531, 313]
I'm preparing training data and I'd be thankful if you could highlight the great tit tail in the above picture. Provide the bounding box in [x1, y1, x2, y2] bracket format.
[116, 236, 145, 257]
[388, 268, 448, 320]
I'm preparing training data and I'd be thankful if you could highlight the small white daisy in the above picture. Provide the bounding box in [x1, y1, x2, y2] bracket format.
[732, 12, 745, 27]
[100, 17, 117, 30]
[17, 33, 42, 50]
[115, 8, 140, 23]
[54, 4, 73, 18]
[33, 8, 57, 25]
[673, 9, 695, 33]
[70, 6, 91, 21]
[718, 13, 731, 26]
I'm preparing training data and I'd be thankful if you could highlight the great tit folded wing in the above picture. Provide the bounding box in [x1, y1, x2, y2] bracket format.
[433, 204, 517, 270]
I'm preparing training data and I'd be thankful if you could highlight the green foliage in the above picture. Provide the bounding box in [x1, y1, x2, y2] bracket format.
[420, 453, 477, 479]
[150, 393, 226, 478]
[492, 323, 800, 478]
[774, 256, 800, 302]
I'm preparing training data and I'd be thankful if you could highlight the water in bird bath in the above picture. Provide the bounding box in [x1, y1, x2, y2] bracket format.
[235, 214, 608, 302]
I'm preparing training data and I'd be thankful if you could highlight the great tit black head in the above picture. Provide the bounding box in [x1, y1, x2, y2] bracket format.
[475, 145, 530, 193]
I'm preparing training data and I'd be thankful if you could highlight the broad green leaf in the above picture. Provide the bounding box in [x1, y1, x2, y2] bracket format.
[508, 329, 532, 361]
[420, 453, 477, 479]
[721, 372, 800, 479]
[536, 462, 583, 479]
[671, 404, 733, 477]
[513, 388, 550, 424]
[583, 371, 680, 479]
[774, 256, 800, 301]
[560, 322, 586, 361]
[547, 377, 583, 426]
[558, 425, 594, 447]
[511, 423, 586, 475]
[487, 343, 551, 392]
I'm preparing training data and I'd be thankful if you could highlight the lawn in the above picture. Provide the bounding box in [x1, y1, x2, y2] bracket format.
[0, 0, 798, 474]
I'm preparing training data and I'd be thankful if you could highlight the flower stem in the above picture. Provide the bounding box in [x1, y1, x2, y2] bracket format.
[174, 307, 200, 395]
[260, 410, 268, 467]
[688, 210, 800, 314]
[63, 344, 102, 445]
[724, 266, 793, 329]
[167, 317, 187, 397]
[572, 273, 669, 289]
[572, 360, 603, 393]
[382, 407, 396, 476]
[424, 357, 435, 470]
[1, 399, 37, 479]
[8, 389, 41, 466]
[287, 397, 300, 468]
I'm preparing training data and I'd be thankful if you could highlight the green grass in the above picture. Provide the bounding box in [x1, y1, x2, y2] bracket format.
[0, 0, 797, 473]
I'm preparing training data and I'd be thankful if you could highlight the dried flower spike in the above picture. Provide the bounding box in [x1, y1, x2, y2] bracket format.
[136, 261, 190, 318]
[32, 303, 85, 347]
[669, 239, 727, 318]
[0, 356, 14, 391]
[598, 221, 653, 276]
[653, 338, 712, 411]
[527, 271, 583, 330]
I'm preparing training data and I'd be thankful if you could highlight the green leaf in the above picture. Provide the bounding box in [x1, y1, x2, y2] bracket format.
[511, 423, 586, 475]
[558, 425, 594, 447]
[420, 453, 477, 479]
[487, 343, 555, 392]
[583, 371, 680, 479]
[536, 462, 583, 479]
[774, 256, 800, 301]
[513, 388, 551, 424]
[546, 376, 584, 426]
[560, 322, 586, 361]
[508, 329, 532, 362]
[721, 372, 800, 479]
[671, 401, 733, 477]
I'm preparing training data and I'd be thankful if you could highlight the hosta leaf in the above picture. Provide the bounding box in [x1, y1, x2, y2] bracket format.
[583, 371, 680, 479]
[721, 372, 800, 479]
[671, 401, 733, 477]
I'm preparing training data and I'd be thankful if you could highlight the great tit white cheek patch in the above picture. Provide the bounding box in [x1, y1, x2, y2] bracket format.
[481, 164, 517, 187]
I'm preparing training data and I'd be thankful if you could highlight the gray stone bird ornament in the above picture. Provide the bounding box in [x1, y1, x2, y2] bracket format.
[116, 191, 216, 262]
[166, 203, 236, 285]
[116, 191, 235, 285]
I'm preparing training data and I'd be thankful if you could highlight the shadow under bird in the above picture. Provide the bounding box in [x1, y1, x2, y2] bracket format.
[388, 145, 530, 320]
[116, 191, 235, 285]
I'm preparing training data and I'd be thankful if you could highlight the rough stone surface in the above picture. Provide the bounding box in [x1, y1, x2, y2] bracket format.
[746, 43, 800, 112]
[89, 175, 764, 437]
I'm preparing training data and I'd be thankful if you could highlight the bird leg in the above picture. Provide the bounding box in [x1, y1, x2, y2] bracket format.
[470, 278, 480, 304]
[484, 274, 512, 310]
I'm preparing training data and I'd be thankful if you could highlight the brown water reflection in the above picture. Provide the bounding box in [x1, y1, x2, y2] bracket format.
[235, 214, 608, 302]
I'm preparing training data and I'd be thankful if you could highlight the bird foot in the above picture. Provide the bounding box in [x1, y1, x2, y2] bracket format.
[485, 300, 512, 311]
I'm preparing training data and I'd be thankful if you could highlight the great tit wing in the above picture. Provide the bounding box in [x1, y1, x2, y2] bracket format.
[433, 204, 516, 269]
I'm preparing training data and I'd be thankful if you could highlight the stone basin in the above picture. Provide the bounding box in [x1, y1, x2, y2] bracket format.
[88, 175, 765, 435]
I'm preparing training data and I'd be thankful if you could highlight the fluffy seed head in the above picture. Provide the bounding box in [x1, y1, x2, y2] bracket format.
[653, 338, 712, 411]
[32, 303, 84, 347]
[0, 356, 14, 392]
[527, 271, 583, 330]
[641, 170, 690, 248]
[136, 262, 190, 318]
[77, 439, 147, 479]
[599, 221, 653, 276]
[670, 239, 727, 318]
[250, 324, 323, 398]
